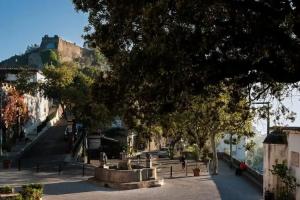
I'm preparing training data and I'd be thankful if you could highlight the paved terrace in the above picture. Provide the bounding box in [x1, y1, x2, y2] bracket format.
[0, 160, 262, 200]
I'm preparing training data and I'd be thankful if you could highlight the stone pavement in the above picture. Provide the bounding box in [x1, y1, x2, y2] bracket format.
[41, 160, 262, 200]
[0, 159, 262, 200]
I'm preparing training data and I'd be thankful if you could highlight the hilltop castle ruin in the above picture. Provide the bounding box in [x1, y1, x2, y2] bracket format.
[0, 35, 88, 69]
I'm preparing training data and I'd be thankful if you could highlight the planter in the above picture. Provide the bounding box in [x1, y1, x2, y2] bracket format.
[193, 168, 200, 176]
[0, 186, 14, 194]
[264, 191, 274, 200]
[3, 159, 12, 169]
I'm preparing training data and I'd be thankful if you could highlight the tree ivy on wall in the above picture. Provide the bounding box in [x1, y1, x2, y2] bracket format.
[40, 50, 60, 66]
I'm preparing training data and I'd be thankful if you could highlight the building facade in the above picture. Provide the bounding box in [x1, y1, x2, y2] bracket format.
[0, 68, 52, 137]
[263, 127, 300, 199]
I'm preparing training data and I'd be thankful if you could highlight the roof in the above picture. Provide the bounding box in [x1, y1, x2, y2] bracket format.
[263, 130, 287, 144]
[270, 126, 300, 134]
[0, 66, 39, 72]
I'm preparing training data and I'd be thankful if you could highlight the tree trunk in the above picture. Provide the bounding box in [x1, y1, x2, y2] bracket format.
[169, 143, 175, 159]
[210, 133, 218, 175]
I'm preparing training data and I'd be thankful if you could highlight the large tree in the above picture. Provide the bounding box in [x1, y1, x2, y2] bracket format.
[73, 0, 300, 103]
[41, 62, 113, 131]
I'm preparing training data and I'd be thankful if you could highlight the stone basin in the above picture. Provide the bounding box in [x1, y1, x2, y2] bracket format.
[94, 167, 157, 183]
[93, 165, 162, 190]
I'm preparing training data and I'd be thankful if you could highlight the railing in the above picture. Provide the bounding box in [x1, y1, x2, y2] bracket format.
[72, 131, 85, 160]
[14, 158, 94, 177]
[219, 152, 263, 189]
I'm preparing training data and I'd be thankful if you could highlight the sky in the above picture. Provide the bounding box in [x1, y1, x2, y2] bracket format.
[1, 0, 300, 134]
[0, 0, 88, 61]
[254, 92, 300, 135]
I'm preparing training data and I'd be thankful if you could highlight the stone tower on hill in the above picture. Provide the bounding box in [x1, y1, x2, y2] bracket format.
[0, 35, 88, 69]
[40, 35, 83, 62]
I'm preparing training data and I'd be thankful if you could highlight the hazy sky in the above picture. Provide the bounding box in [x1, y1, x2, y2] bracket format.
[255, 93, 300, 135]
[0, 0, 88, 61]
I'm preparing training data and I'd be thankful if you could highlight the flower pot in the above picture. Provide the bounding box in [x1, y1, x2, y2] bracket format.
[264, 191, 274, 200]
[3, 159, 12, 169]
[193, 168, 200, 176]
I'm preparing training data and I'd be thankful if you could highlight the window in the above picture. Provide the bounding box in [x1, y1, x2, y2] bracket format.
[291, 151, 299, 167]
[46, 43, 55, 49]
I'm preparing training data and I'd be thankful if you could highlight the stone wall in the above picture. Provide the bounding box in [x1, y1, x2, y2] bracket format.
[40, 35, 83, 63]
[95, 167, 157, 183]
[57, 38, 82, 62]
[40, 35, 59, 49]
[220, 152, 263, 189]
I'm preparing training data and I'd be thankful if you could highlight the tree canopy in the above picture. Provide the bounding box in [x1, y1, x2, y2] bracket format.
[73, 0, 300, 101]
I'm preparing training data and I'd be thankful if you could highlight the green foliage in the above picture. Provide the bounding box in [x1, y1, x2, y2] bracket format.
[15, 70, 39, 95]
[42, 62, 113, 130]
[21, 184, 43, 200]
[2, 194, 22, 200]
[244, 140, 256, 152]
[270, 161, 298, 200]
[73, 0, 300, 112]
[41, 50, 59, 66]
[186, 145, 200, 161]
[0, 186, 21, 200]
[25, 44, 39, 54]
[0, 186, 13, 194]
[0, 54, 28, 66]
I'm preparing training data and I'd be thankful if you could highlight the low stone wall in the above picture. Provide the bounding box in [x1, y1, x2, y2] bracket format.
[219, 152, 263, 189]
[95, 167, 157, 183]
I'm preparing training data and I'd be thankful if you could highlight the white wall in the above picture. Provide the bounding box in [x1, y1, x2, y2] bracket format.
[23, 92, 52, 135]
[5, 73, 17, 81]
[2, 71, 51, 136]
[287, 133, 300, 199]
[263, 144, 288, 196]
[5, 71, 45, 83]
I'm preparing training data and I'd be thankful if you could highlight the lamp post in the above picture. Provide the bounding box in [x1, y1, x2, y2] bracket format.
[252, 102, 270, 135]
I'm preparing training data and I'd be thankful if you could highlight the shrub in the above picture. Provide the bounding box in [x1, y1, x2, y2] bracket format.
[0, 186, 13, 194]
[270, 161, 298, 200]
[21, 184, 43, 200]
[2, 193, 23, 200]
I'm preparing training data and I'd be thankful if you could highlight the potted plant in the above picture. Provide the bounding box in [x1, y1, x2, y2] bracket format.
[193, 167, 200, 176]
[0, 186, 14, 194]
[264, 190, 275, 200]
[3, 158, 12, 169]
[0, 185, 22, 200]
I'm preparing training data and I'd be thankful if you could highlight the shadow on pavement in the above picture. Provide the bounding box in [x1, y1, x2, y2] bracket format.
[211, 160, 263, 200]
[44, 180, 116, 195]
